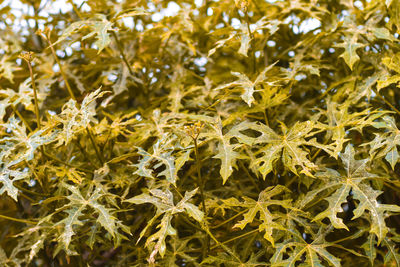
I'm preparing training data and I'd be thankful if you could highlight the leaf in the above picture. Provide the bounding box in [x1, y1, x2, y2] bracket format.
[132, 135, 185, 185]
[54, 206, 85, 252]
[228, 185, 291, 246]
[202, 250, 267, 266]
[208, 32, 235, 57]
[214, 62, 277, 107]
[114, 8, 149, 20]
[53, 14, 113, 53]
[238, 29, 251, 57]
[382, 237, 400, 266]
[53, 88, 108, 145]
[335, 36, 364, 70]
[315, 100, 384, 158]
[1, 116, 57, 166]
[125, 188, 203, 262]
[206, 120, 240, 183]
[55, 167, 85, 184]
[372, 27, 398, 42]
[0, 55, 19, 83]
[271, 228, 341, 267]
[385, 148, 399, 170]
[54, 184, 122, 253]
[361, 234, 377, 265]
[367, 116, 400, 169]
[0, 78, 35, 113]
[230, 120, 331, 178]
[304, 144, 400, 243]
[208, 17, 281, 57]
[0, 166, 29, 201]
[377, 54, 400, 91]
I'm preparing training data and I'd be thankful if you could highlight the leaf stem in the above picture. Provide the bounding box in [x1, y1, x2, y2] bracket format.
[112, 31, 135, 76]
[211, 228, 259, 249]
[12, 105, 32, 132]
[263, 109, 270, 127]
[210, 209, 247, 229]
[311, 138, 330, 161]
[21, 53, 41, 129]
[49, 43, 76, 100]
[193, 137, 210, 258]
[244, 10, 256, 73]
[14, 183, 48, 197]
[86, 127, 105, 166]
[0, 214, 37, 225]
[372, 87, 400, 116]
[193, 138, 207, 214]
[43, 150, 93, 173]
[238, 159, 260, 191]
[38, 29, 76, 100]
[75, 139, 97, 168]
[68, 0, 84, 20]
[202, 226, 242, 262]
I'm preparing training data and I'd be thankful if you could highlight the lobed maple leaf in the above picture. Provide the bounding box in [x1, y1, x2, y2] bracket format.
[335, 35, 364, 70]
[52, 88, 107, 145]
[367, 116, 400, 169]
[213, 62, 277, 107]
[271, 228, 341, 267]
[303, 144, 400, 243]
[230, 120, 332, 178]
[53, 183, 126, 254]
[125, 188, 203, 263]
[225, 185, 292, 247]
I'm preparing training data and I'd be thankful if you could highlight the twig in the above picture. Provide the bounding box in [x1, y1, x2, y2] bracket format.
[112, 31, 135, 76]
[19, 52, 41, 129]
[37, 28, 76, 100]
[372, 87, 400, 116]
[244, 10, 256, 74]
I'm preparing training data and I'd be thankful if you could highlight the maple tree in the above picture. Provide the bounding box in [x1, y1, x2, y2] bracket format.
[0, 0, 400, 266]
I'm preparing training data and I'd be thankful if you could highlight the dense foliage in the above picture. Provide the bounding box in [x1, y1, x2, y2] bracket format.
[1, 0, 400, 265]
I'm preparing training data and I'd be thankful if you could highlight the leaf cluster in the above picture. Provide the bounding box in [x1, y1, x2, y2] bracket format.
[0, 0, 400, 266]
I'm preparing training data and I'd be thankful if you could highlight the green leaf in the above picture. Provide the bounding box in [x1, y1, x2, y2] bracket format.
[231, 120, 331, 178]
[315, 100, 384, 156]
[305, 144, 400, 243]
[0, 55, 19, 83]
[271, 228, 341, 267]
[133, 135, 182, 185]
[214, 62, 277, 107]
[54, 206, 85, 252]
[361, 234, 377, 265]
[114, 8, 149, 21]
[335, 36, 364, 70]
[0, 166, 29, 201]
[207, 120, 240, 183]
[53, 88, 107, 145]
[125, 188, 203, 262]
[228, 185, 291, 246]
[202, 250, 267, 266]
[54, 184, 122, 254]
[1, 117, 57, 166]
[372, 27, 397, 42]
[383, 237, 400, 266]
[368, 116, 400, 169]
[53, 14, 113, 53]
[377, 54, 400, 90]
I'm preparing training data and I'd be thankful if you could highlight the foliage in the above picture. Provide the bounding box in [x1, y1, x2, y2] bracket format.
[0, 0, 400, 266]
